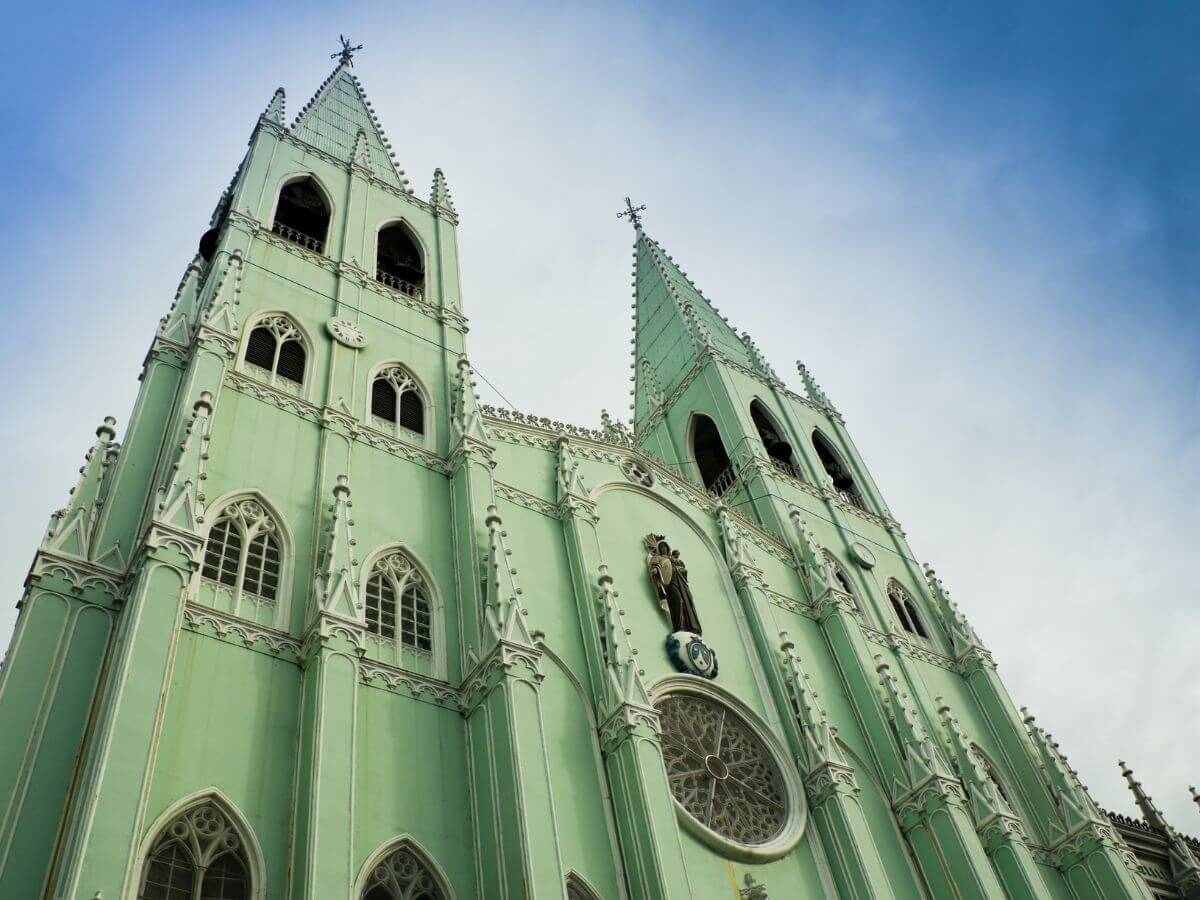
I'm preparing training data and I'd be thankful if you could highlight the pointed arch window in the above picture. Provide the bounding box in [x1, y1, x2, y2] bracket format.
[271, 176, 329, 253]
[692, 414, 735, 497]
[365, 552, 432, 652]
[376, 221, 425, 299]
[370, 366, 425, 436]
[751, 400, 803, 481]
[243, 316, 307, 393]
[566, 874, 601, 900]
[823, 552, 864, 615]
[812, 430, 866, 511]
[202, 500, 282, 604]
[887, 580, 928, 639]
[361, 843, 447, 900]
[139, 801, 252, 900]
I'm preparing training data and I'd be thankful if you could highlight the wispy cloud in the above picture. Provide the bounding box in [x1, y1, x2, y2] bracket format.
[1, 1, 1196, 825]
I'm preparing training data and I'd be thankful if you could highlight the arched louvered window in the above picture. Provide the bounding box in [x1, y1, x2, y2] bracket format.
[375, 221, 425, 299]
[361, 842, 447, 900]
[139, 801, 252, 900]
[243, 316, 307, 392]
[202, 499, 282, 604]
[751, 399, 803, 480]
[823, 552, 864, 614]
[272, 176, 329, 253]
[692, 414, 734, 497]
[887, 580, 928, 639]
[370, 366, 425, 437]
[365, 552, 432, 652]
[812, 430, 867, 511]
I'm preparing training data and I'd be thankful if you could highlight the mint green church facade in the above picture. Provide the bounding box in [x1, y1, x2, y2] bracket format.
[1, 51, 1198, 900]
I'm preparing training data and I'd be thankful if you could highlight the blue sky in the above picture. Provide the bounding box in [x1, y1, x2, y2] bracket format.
[2, 2, 1198, 826]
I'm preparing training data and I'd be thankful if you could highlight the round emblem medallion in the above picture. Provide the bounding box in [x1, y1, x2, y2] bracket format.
[326, 317, 366, 348]
[849, 541, 876, 568]
[665, 631, 719, 679]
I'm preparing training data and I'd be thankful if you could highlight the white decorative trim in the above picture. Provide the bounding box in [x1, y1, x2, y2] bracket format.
[353, 835, 457, 900]
[182, 603, 302, 660]
[358, 542, 447, 681]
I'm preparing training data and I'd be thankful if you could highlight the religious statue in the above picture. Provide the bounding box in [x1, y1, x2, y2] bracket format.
[645, 535, 703, 635]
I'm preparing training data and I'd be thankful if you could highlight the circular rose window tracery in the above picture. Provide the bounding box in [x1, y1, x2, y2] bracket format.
[655, 691, 790, 849]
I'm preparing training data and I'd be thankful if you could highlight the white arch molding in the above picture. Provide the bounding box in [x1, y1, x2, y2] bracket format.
[358, 541, 447, 681]
[266, 171, 336, 253]
[353, 834, 457, 900]
[362, 359, 436, 451]
[194, 489, 296, 632]
[125, 787, 266, 900]
[235, 310, 317, 402]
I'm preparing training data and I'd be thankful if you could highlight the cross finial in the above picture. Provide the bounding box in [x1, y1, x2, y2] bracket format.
[332, 35, 364, 67]
[618, 196, 647, 231]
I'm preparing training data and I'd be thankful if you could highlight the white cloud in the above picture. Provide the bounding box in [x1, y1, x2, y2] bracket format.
[1, 5, 1196, 829]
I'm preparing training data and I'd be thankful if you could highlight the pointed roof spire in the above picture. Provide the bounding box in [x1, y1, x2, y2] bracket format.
[936, 699, 1014, 826]
[430, 168, 457, 215]
[262, 87, 286, 125]
[43, 417, 118, 561]
[290, 52, 409, 192]
[1119, 761, 1200, 896]
[779, 634, 851, 773]
[874, 655, 956, 791]
[312, 474, 361, 622]
[155, 393, 214, 532]
[1021, 707, 1102, 835]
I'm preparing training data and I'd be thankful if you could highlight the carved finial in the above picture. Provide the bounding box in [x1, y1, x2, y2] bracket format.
[263, 87, 286, 125]
[332, 35, 363, 66]
[617, 196, 647, 231]
[740, 873, 769, 899]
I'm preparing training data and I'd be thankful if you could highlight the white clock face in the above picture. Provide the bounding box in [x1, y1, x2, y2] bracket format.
[326, 317, 366, 348]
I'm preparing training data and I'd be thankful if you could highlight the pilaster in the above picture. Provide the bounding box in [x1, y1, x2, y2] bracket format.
[875, 658, 1007, 899]
[1118, 761, 1200, 900]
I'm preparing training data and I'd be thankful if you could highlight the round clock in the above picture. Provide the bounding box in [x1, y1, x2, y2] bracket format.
[326, 317, 366, 349]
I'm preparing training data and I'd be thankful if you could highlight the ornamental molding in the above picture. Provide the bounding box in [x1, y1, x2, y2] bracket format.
[258, 122, 459, 224]
[27, 550, 124, 599]
[254, 225, 340, 274]
[804, 760, 859, 807]
[223, 372, 449, 475]
[597, 699, 662, 755]
[145, 335, 189, 370]
[359, 658, 461, 710]
[337, 259, 467, 330]
[764, 589, 814, 618]
[1050, 820, 1138, 872]
[976, 812, 1030, 851]
[494, 482, 559, 518]
[182, 602, 302, 661]
[861, 626, 957, 672]
[225, 370, 322, 423]
[144, 520, 206, 569]
[460, 639, 544, 715]
[194, 324, 240, 359]
[893, 774, 970, 831]
[955, 645, 998, 677]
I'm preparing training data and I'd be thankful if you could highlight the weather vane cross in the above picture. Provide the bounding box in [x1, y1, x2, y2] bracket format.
[333, 35, 364, 66]
[618, 196, 647, 229]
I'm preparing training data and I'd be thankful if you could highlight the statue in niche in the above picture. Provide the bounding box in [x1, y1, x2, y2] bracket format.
[645, 534, 703, 635]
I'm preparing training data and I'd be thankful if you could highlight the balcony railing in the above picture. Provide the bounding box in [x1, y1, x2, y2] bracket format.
[271, 221, 324, 254]
[768, 456, 806, 482]
[374, 269, 424, 300]
[836, 488, 868, 512]
[705, 467, 739, 500]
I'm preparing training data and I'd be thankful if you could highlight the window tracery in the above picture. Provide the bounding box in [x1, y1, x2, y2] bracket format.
[139, 801, 251, 900]
[371, 366, 425, 437]
[823, 552, 864, 614]
[201, 500, 282, 604]
[243, 316, 306, 393]
[887, 580, 928, 639]
[655, 692, 788, 847]
[365, 552, 432, 652]
[361, 844, 446, 900]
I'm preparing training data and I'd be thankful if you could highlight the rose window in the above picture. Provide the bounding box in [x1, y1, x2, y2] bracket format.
[655, 692, 788, 847]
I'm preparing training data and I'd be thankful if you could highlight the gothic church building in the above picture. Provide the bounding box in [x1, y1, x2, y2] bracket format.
[1, 51, 1197, 900]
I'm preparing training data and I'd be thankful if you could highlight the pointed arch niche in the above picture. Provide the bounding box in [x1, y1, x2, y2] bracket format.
[359, 543, 446, 680]
[811, 429, 867, 511]
[354, 837, 454, 900]
[566, 872, 603, 900]
[690, 413, 734, 497]
[132, 790, 265, 900]
[375, 219, 425, 299]
[270, 174, 331, 254]
[196, 491, 294, 631]
[750, 399, 804, 481]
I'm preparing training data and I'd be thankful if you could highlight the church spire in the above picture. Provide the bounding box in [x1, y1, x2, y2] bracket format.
[289, 47, 410, 192]
[629, 222, 759, 430]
